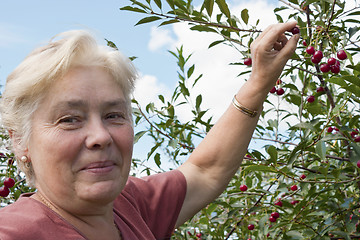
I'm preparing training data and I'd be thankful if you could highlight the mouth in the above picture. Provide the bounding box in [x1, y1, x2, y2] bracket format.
[80, 161, 116, 174]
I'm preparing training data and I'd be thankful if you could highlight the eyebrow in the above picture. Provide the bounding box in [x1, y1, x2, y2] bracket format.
[54, 99, 128, 110]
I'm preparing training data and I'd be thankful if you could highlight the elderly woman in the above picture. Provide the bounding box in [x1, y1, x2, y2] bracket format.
[0, 22, 299, 239]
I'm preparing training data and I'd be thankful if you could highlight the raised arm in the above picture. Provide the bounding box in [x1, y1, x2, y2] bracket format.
[176, 22, 300, 226]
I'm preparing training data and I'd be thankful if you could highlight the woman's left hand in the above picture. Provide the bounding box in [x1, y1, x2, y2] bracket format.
[249, 21, 300, 93]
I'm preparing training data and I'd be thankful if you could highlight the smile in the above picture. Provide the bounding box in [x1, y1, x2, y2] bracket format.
[80, 161, 116, 174]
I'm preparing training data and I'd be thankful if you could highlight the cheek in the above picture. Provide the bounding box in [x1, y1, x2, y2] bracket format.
[117, 127, 134, 159]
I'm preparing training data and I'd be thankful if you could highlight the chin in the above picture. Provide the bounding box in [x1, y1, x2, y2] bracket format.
[77, 179, 125, 204]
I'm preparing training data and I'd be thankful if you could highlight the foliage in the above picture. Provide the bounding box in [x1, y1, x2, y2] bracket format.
[1, 0, 360, 239]
[121, 0, 360, 239]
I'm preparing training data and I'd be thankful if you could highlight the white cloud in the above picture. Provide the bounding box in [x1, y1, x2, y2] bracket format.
[133, 74, 171, 108]
[148, 26, 176, 51]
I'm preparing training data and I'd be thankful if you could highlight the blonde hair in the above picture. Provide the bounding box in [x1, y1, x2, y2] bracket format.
[0, 30, 137, 187]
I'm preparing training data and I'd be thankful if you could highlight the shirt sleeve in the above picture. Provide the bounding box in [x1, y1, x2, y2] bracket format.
[122, 169, 187, 239]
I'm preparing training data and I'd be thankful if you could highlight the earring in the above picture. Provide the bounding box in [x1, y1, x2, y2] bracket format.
[20, 156, 28, 162]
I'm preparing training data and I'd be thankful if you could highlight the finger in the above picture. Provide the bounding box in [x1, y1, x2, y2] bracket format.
[278, 33, 300, 60]
[277, 34, 288, 47]
[260, 21, 298, 48]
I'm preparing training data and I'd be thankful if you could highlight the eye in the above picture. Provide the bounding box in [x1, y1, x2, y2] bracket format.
[58, 116, 79, 123]
[105, 112, 126, 121]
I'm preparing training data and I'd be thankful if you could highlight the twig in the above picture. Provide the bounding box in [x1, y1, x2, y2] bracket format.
[150, 11, 262, 33]
[325, 0, 337, 34]
[278, 0, 305, 12]
[225, 180, 277, 239]
[134, 101, 195, 150]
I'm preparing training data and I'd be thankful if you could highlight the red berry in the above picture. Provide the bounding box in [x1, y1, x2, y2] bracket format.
[291, 26, 300, 35]
[313, 50, 323, 61]
[275, 200, 283, 207]
[276, 79, 282, 85]
[244, 58, 252, 66]
[276, 88, 285, 95]
[307, 95, 315, 103]
[316, 86, 325, 92]
[327, 127, 334, 133]
[327, 57, 337, 65]
[240, 184, 248, 192]
[271, 212, 280, 219]
[302, 40, 307, 46]
[320, 63, 330, 73]
[311, 56, 321, 64]
[355, 136, 360, 142]
[3, 178, 15, 188]
[0, 186, 10, 197]
[300, 174, 307, 179]
[306, 46, 315, 55]
[330, 64, 340, 74]
[290, 185, 298, 191]
[196, 233, 202, 238]
[291, 200, 299, 205]
[337, 50, 347, 60]
[269, 216, 277, 222]
[247, 224, 255, 230]
[270, 86, 277, 94]
[351, 131, 358, 138]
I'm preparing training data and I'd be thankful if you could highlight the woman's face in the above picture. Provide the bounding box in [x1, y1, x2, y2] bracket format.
[28, 66, 134, 211]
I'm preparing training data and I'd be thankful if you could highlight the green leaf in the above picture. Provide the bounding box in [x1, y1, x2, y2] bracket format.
[266, 145, 278, 163]
[243, 165, 277, 173]
[119, 6, 147, 13]
[215, 0, 231, 18]
[134, 131, 147, 144]
[315, 140, 326, 160]
[154, 153, 161, 168]
[135, 16, 162, 26]
[290, 122, 316, 131]
[190, 25, 217, 33]
[153, 0, 162, 9]
[204, 0, 214, 16]
[158, 19, 180, 26]
[208, 40, 224, 48]
[287, 140, 309, 165]
[241, 9, 249, 24]
[285, 230, 303, 239]
[187, 64, 195, 78]
[195, 94, 202, 112]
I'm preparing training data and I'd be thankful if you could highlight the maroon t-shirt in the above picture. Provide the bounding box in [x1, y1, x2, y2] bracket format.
[0, 170, 187, 240]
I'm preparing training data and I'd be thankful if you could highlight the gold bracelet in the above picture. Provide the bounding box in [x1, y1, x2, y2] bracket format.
[232, 95, 258, 118]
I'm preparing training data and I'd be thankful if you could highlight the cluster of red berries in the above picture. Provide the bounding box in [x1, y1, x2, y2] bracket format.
[187, 230, 202, 239]
[269, 79, 285, 95]
[0, 177, 15, 197]
[351, 129, 360, 142]
[305, 86, 326, 104]
[304, 43, 347, 74]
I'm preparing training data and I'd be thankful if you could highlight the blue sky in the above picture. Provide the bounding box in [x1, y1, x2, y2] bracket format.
[0, 0, 284, 171]
[0, 0, 177, 88]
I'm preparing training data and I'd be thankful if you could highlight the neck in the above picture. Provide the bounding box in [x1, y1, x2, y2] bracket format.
[33, 191, 122, 240]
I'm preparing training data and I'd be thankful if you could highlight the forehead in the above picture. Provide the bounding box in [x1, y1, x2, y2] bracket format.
[39, 66, 127, 109]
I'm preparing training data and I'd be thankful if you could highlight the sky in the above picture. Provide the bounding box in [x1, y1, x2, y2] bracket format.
[3, 0, 356, 172]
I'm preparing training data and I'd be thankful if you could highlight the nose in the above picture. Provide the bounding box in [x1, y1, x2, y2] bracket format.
[85, 118, 113, 149]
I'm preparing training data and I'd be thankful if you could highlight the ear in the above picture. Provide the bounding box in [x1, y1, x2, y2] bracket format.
[8, 130, 28, 159]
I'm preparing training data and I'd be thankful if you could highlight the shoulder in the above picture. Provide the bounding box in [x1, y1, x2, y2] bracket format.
[0, 194, 84, 240]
